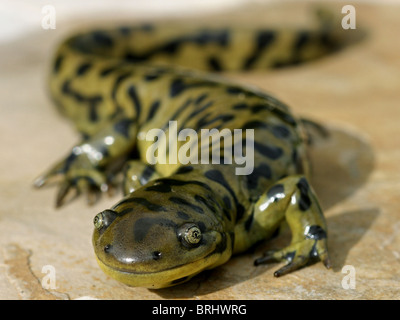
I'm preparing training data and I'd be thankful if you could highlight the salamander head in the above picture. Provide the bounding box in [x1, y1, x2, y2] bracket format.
[92, 197, 232, 288]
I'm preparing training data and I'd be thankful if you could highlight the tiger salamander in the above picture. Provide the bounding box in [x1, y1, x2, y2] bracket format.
[35, 12, 350, 288]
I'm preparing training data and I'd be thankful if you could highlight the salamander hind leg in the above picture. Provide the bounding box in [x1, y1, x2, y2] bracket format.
[253, 175, 331, 277]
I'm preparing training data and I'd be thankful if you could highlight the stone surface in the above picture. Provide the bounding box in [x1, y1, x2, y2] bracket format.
[0, 1, 399, 300]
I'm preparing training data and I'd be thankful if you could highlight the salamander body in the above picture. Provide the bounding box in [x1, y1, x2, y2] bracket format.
[35, 13, 350, 288]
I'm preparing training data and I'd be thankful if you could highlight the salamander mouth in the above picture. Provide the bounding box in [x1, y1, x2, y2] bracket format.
[96, 254, 204, 274]
[95, 252, 217, 288]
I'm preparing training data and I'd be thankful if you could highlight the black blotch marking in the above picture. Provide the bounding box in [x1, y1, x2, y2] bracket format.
[116, 207, 135, 217]
[139, 24, 155, 32]
[170, 78, 187, 97]
[274, 110, 296, 127]
[128, 85, 142, 120]
[193, 112, 210, 129]
[253, 141, 283, 160]
[224, 208, 233, 221]
[242, 120, 268, 130]
[254, 141, 284, 160]
[143, 68, 167, 82]
[53, 54, 64, 73]
[306, 225, 327, 240]
[267, 184, 284, 202]
[250, 104, 277, 114]
[99, 63, 126, 77]
[195, 113, 234, 129]
[162, 98, 193, 130]
[188, 101, 214, 120]
[170, 78, 218, 98]
[292, 148, 298, 166]
[294, 31, 310, 51]
[177, 100, 214, 133]
[162, 40, 180, 55]
[296, 177, 311, 211]
[223, 195, 231, 210]
[111, 72, 132, 101]
[114, 118, 135, 138]
[140, 165, 156, 185]
[118, 26, 131, 36]
[146, 100, 161, 121]
[144, 73, 160, 81]
[116, 197, 167, 213]
[133, 217, 176, 242]
[246, 163, 272, 190]
[89, 105, 101, 122]
[250, 104, 297, 126]
[169, 196, 204, 214]
[243, 31, 276, 69]
[194, 195, 217, 214]
[154, 178, 212, 192]
[124, 29, 229, 63]
[177, 211, 190, 220]
[275, 31, 320, 68]
[208, 56, 223, 71]
[226, 86, 243, 95]
[145, 183, 172, 193]
[175, 166, 194, 174]
[124, 52, 144, 63]
[76, 62, 92, 76]
[92, 30, 114, 47]
[61, 80, 103, 122]
[204, 169, 245, 221]
[272, 124, 291, 139]
[194, 93, 208, 105]
[278, 30, 338, 67]
[194, 29, 229, 46]
[232, 103, 248, 110]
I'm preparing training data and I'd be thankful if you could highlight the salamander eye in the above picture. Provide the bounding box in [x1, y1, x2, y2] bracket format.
[179, 223, 202, 247]
[93, 213, 103, 229]
[93, 209, 117, 231]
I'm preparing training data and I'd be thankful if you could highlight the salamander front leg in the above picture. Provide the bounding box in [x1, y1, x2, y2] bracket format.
[34, 149, 112, 207]
[253, 175, 331, 276]
[34, 117, 138, 207]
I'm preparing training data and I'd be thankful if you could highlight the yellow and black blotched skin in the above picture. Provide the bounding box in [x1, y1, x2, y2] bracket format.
[35, 12, 353, 288]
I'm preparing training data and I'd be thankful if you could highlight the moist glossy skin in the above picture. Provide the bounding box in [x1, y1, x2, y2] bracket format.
[34, 16, 346, 288]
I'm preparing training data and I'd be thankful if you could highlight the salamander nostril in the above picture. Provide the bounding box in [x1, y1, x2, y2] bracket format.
[152, 251, 162, 260]
[104, 244, 112, 253]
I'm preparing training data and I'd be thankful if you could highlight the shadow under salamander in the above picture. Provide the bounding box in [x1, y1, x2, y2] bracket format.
[154, 124, 376, 298]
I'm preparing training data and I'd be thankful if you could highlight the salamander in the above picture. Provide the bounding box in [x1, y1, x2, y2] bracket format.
[35, 11, 350, 288]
